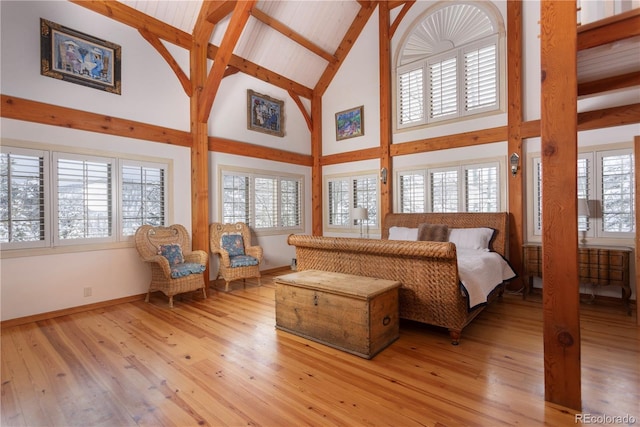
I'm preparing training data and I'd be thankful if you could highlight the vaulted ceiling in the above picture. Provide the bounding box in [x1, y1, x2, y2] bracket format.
[72, 1, 639, 101]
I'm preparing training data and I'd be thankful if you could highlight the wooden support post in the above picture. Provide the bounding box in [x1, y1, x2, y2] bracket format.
[507, 0, 525, 290]
[311, 93, 323, 236]
[540, 0, 581, 410]
[379, 1, 392, 225]
[634, 136, 639, 326]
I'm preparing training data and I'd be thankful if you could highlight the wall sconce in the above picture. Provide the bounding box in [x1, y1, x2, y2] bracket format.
[380, 167, 387, 184]
[509, 153, 520, 177]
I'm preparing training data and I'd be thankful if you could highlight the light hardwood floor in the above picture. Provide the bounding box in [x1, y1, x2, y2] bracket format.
[2, 269, 638, 427]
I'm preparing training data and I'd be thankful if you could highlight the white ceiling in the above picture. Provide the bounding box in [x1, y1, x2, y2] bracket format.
[118, 1, 639, 91]
[121, 0, 360, 89]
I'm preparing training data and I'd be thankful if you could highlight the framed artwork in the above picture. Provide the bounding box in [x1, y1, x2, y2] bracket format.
[335, 105, 364, 141]
[247, 90, 284, 137]
[40, 18, 122, 94]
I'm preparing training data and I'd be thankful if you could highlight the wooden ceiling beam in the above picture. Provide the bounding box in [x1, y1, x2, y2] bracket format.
[198, 0, 255, 123]
[250, 8, 337, 64]
[205, 1, 237, 25]
[208, 44, 314, 99]
[315, 1, 378, 96]
[578, 71, 640, 97]
[70, 0, 192, 48]
[288, 90, 312, 131]
[139, 29, 192, 96]
[71, 0, 312, 99]
[577, 8, 640, 50]
[390, 1, 415, 39]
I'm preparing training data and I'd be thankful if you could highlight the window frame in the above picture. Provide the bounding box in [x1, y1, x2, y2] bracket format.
[396, 158, 504, 214]
[529, 146, 635, 241]
[325, 172, 379, 235]
[218, 165, 304, 236]
[1, 140, 172, 256]
[395, 3, 504, 131]
[0, 146, 51, 250]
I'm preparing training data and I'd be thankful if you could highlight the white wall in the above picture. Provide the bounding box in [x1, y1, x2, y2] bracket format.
[0, 1, 193, 321]
[1, 1, 637, 321]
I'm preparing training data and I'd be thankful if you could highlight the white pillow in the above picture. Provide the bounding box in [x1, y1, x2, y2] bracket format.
[388, 226, 419, 241]
[448, 227, 494, 251]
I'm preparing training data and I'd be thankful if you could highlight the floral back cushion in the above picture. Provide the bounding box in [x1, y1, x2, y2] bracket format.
[159, 244, 184, 266]
[221, 233, 245, 257]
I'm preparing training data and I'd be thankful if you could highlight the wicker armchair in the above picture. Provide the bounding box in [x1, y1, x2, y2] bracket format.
[209, 222, 263, 291]
[134, 224, 208, 308]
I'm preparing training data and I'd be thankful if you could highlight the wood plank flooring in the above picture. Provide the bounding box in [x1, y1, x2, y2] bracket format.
[2, 269, 638, 426]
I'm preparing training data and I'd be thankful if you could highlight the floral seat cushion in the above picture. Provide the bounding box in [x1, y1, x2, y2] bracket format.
[170, 262, 206, 279]
[229, 255, 259, 267]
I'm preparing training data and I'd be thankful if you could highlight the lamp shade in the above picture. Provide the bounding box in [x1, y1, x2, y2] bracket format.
[577, 198, 590, 217]
[352, 207, 368, 221]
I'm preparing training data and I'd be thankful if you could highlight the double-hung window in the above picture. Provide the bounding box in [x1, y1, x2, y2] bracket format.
[1, 143, 169, 252]
[220, 167, 303, 234]
[326, 173, 378, 232]
[0, 147, 50, 249]
[531, 147, 635, 239]
[397, 161, 501, 213]
[397, 3, 502, 129]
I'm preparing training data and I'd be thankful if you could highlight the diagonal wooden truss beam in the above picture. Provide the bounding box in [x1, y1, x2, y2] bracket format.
[139, 29, 192, 96]
[250, 8, 337, 64]
[314, 1, 378, 96]
[198, 0, 255, 123]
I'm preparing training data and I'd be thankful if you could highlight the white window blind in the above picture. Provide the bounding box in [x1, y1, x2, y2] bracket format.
[398, 67, 424, 126]
[280, 178, 300, 228]
[429, 57, 458, 120]
[429, 169, 459, 212]
[328, 179, 350, 226]
[353, 176, 378, 228]
[599, 151, 634, 234]
[398, 172, 426, 213]
[55, 154, 114, 242]
[400, 161, 500, 214]
[220, 168, 303, 233]
[254, 177, 277, 229]
[0, 148, 48, 247]
[532, 148, 634, 238]
[121, 162, 166, 236]
[222, 174, 249, 224]
[464, 43, 497, 113]
[465, 164, 498, 212]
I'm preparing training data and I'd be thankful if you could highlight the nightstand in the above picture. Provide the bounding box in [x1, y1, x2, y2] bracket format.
[522, 243, 632, 315]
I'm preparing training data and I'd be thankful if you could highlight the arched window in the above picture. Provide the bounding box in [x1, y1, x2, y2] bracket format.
[396, 2, 504, 129]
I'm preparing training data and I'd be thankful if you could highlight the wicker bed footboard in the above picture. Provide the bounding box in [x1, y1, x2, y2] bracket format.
[287, 212, 510, 344]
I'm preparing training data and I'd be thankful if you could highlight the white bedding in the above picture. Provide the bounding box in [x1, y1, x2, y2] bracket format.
[457, 248, 516, 309]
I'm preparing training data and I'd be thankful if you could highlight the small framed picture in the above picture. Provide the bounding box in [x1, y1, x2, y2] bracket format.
[40, 18, 121, 94]
[335, 105, 364, 141]
[247, 90, 284, 137]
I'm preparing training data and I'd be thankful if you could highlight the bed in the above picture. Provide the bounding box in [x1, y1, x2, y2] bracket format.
[287, 212, 516, 344]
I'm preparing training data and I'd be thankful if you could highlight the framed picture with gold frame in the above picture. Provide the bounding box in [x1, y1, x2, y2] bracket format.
[247, 90, 284, 137]
[40, 18, 121, 94]
[335, 105, 364, 141]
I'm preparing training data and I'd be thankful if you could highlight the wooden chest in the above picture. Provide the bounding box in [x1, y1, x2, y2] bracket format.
[275, 270, 400, 359]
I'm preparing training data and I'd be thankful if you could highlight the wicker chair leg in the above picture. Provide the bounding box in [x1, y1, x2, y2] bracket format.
[145, 291, 151, 303]
[448, 329, 461, 345]
[169, 295, 174, 308]
[225, 281, 230, 292]
[257, 277, 261, 286]
[201, 287, 207, 299]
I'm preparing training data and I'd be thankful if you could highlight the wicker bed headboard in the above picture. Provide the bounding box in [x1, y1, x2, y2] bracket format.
[382, 212, 509, 257]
